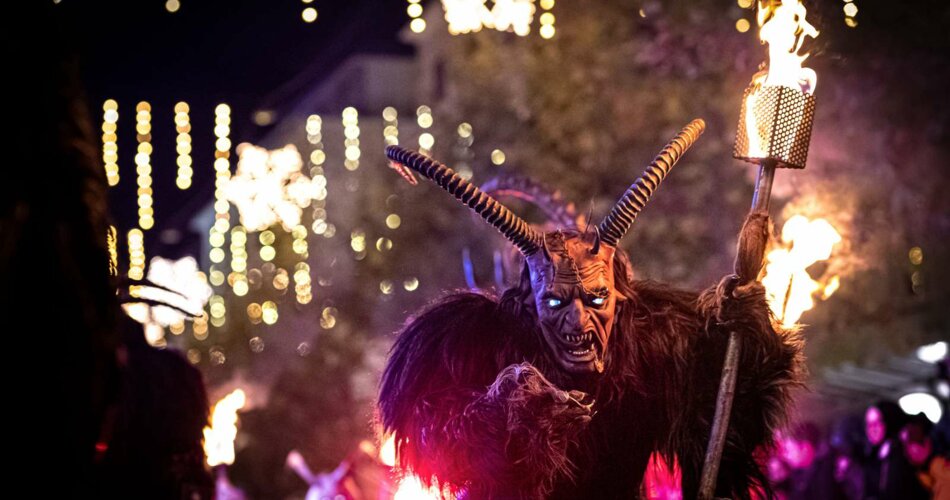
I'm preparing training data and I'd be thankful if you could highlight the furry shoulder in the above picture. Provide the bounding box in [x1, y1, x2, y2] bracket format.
[378, 291, 535, 432]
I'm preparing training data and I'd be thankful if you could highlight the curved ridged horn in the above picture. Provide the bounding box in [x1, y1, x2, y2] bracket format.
[385, 146, 543, 255]
[598, 118, 706, 248]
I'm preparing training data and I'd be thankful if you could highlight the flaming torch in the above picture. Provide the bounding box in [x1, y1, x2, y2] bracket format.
[699, 1, 819, 497]
[203, 389, 247, 467]
[379, 434, 447, 500]
[762, 214, 842, 328]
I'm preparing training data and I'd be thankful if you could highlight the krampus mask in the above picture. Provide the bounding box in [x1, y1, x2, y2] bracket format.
[386, 119, 705, 376]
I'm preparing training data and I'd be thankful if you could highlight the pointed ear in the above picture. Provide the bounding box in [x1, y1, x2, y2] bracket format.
[515, 264, 540, 318]
[610, 250, 635, 301]
[539, 234, 553, 262]
[596, 239, 616, 259]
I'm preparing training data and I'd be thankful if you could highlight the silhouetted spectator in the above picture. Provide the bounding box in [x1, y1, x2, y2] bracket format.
[95, 314, 214, 499]
[901, 413, 938, 497]
[830, 415, 867, 500]
[778, 422, 838, 500]
[864, 400, 918, 499]
[4, 4, 120, 491]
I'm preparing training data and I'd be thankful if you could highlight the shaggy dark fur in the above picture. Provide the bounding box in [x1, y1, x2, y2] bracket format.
[379, 244, 803, 499]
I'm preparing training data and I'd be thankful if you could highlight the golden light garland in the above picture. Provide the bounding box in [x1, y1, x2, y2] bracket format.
[456, 122, 474, 179]
[343, 107, 361, 171]
[735, 0, 752, 33]
[175, 101, 193, 190]
[209, 267, 225, 286]
[490, 148, 506, 166]
[294, 262, 312, 304]
[230, 225, 249, 297]
[350, 229, 366, 260]
[209, 294, 226, 328]
[417, 105, 434, 155]
[262, 300, 278, 325]
[292, 225, 312, 304]
[128, 228, 145, 281]
[293, 226, 309, 257]
[193, 311, 209, 340]
[102, 99, 119, 187]
[843, 0, 858, 28]
[539, 0, 555, 39]
[302, 5, 318, 23]
[383, 106, 399, 146]
[306, 114, 324, 157]
[307, 114, 331, 237]
[247, 302, 263, 325]
[259, 230, 276, 262]
[273, 268, 289, 291]
[409, 0, 426, 33]
[170, 321, 186, 335]
[135, 102, 154, 230]
[385, 213, 401, 230]
[210, 103, 232, 274]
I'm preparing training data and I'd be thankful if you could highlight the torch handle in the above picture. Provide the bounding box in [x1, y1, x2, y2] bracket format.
[698, 160, 776, 500]
[750, 161, 776, 213]
[698, 331, 742, 500]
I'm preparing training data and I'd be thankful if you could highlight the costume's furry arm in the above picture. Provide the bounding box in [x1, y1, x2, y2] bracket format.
[687, 279, 802, 499]
[378, 293, 591, 497]
[630, 279, 803, 499]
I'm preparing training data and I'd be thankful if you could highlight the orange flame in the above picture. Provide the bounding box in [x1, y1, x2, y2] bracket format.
[380, 434, 397, 467]
[753, 0, 819, 93]
[379, 434, 448, 500]
[743, 0, 819, 158]
[761, 215, 842, 328]
[203, 389, 246, 467]
[393, 476, 446, 500]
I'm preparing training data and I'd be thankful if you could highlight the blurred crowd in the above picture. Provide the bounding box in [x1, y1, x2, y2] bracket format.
[763, 399, 950, 500]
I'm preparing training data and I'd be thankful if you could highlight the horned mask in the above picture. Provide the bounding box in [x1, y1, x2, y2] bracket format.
[386, 119, 706, 375]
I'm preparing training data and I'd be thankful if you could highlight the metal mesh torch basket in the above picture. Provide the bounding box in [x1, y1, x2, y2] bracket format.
[734, 84, 816, 169]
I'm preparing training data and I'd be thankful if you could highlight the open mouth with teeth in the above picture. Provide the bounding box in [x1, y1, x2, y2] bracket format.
[558, 330, 599, 363]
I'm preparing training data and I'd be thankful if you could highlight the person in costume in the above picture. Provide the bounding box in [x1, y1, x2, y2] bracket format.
[378, 119, 803, 498]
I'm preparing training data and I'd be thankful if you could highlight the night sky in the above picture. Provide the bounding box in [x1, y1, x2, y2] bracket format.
[58, 0, 412, 244]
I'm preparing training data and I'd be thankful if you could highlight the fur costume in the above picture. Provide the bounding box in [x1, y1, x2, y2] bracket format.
[378, 120, 803, 499]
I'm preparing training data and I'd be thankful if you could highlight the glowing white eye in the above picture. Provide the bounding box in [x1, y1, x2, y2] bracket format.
[546, 298, 562, 308]
[591, 297, 606, 306]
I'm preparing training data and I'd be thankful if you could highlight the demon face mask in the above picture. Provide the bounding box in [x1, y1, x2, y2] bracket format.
[386, 119, 705, 376]
[525, 230, 618, 374]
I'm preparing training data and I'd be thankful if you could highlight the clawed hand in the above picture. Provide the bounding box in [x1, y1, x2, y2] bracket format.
[490, 363, 596, 424]
[553, 388, 595, 415]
